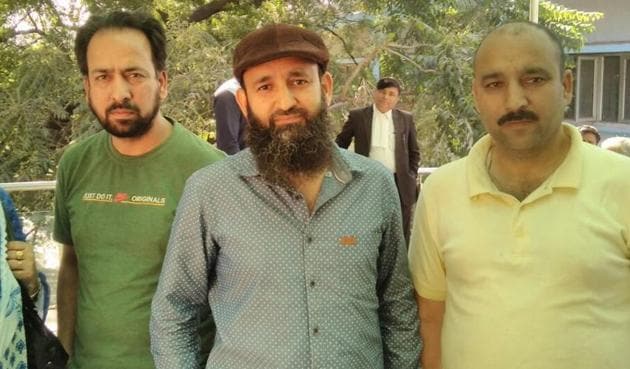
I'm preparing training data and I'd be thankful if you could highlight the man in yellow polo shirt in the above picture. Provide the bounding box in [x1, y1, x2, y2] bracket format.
[409, 22, 630, 369]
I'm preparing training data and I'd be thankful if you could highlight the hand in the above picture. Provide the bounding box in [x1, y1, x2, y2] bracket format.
[6, 241, 40, 296]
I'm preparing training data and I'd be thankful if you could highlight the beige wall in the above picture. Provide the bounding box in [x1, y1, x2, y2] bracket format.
[553, 0, 630, 43]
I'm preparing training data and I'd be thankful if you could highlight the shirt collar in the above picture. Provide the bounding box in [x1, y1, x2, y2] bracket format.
[372, 104, 392, 120]
[467, 123, 584, 198]
[229, 145, 363, 185]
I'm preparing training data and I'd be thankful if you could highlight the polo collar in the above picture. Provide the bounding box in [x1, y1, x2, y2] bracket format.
[467, 123, 584, 198]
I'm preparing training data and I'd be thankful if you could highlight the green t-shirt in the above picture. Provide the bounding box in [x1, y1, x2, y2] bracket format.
[54, 120, 224, 369]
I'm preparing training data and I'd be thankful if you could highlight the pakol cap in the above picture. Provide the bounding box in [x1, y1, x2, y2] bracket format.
[233, 23, 329, 84]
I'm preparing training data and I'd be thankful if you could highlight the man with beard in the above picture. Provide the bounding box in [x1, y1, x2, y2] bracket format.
[54, 11, 224, 369]
[409, 22, 630, 369]
[150, 24, 421, 369]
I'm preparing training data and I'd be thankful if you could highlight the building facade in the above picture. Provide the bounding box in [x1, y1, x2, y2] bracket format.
[556, 0, 630, 138]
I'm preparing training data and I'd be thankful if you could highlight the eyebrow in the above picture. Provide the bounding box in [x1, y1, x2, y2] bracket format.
[251, 75, 272, 86]
[479, 72, 503, 82]
[287, 68, 310, 78]
[90, 66, 148, 75]
[250, 67, 312, 86]
[479, 67, 553, 82]
[523, 67, 552, 78]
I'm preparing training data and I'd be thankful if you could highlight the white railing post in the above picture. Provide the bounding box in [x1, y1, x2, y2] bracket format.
[0, 181, 57, 192]
[529, 0, 539, 23]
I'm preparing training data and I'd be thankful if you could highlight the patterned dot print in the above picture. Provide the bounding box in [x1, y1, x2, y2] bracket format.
[151, 148, 421, 368]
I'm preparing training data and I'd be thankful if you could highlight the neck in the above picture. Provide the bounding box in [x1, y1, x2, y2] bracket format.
[375, 105, 391, 114]
[288, 170, 326, 214]
[111, 114, 172, 156]
[488, 129, 571, 201]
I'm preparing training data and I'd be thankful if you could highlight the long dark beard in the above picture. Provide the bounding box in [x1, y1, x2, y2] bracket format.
[247, 100, 333, 189]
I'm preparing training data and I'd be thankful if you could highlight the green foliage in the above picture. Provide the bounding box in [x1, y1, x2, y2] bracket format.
[0, 44, 80, 181]
[162, 20, 224, 134]
[0, 0, 604, 195]
[540, 1, 603, 53]
[84, 0, 153, 13]
[347, 0, 602, 165]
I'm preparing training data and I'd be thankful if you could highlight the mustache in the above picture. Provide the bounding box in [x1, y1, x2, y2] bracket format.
[106, 100, 140, 114]
[269, 107, 310, 127]
[497, 109, 539, 126]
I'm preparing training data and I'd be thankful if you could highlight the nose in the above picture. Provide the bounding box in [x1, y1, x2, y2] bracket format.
[505, 83, 528, 112]
[110, 75, 132, 103]
[275, 84, 297, 111]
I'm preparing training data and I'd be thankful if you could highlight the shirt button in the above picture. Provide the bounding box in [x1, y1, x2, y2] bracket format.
[306, 236, 313, 243]
[309, 280, 316, 287]
[313, 327, 319, 335]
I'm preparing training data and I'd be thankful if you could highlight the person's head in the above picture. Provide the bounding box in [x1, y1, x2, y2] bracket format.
[75, 11, 168, 138]
[472, 22, 573, 153]
[373, 77, 401, 113]
[232, 23, 333, 187]
[578, 125, 601, 145]
[601, 136, 630, 157]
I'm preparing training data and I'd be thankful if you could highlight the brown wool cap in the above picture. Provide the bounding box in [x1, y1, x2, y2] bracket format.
[233, 23, 329, 83]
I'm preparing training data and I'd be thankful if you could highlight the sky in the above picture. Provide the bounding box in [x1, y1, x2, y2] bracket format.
[12, 0, 88, 32]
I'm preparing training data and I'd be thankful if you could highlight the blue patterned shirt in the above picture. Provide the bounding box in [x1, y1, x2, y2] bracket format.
[0, 189, 27, 369]
[151, 147, 421, 369]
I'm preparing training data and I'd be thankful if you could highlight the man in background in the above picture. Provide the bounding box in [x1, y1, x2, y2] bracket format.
[54, 10, 223, 369]
[213, 78, 248, 154]
[601, 136, 630, 156]
[578, 124, 600, 145]
[336, 78, 420, 243]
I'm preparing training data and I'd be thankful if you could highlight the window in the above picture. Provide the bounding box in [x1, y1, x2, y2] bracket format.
[565, 66, 576, 120]
[623, 57, 630, 122]
[602, 56, 620, 122]
[577, 58, 596, 120]
[563, 54, 629, 123]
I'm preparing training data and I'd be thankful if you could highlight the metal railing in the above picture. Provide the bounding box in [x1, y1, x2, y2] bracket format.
[0, 181, 56, 192]
[418, 167, 437, 176]
[1, 167, 438, 334]
[1, 168, 438, 193]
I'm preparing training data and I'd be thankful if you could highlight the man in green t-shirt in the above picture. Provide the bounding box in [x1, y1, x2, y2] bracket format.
[54, 10, 224, 369]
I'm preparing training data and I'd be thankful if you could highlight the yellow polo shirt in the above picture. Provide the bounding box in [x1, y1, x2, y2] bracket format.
[409, 124, 630, 369]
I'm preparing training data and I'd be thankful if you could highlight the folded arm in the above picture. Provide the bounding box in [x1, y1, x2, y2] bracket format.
[335, 112, 356, 148]
[407, 116, 420, 175]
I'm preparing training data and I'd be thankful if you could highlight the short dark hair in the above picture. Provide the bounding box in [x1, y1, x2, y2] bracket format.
[75, 10, 167, 76]
[578, 124, 601, 143]
[376, 77, 401, 94]
[473, 21, 566, 74]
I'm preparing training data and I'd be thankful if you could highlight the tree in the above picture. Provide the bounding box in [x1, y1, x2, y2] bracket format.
[0, 0, 603, 187]
[335, 0, 602, 164]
